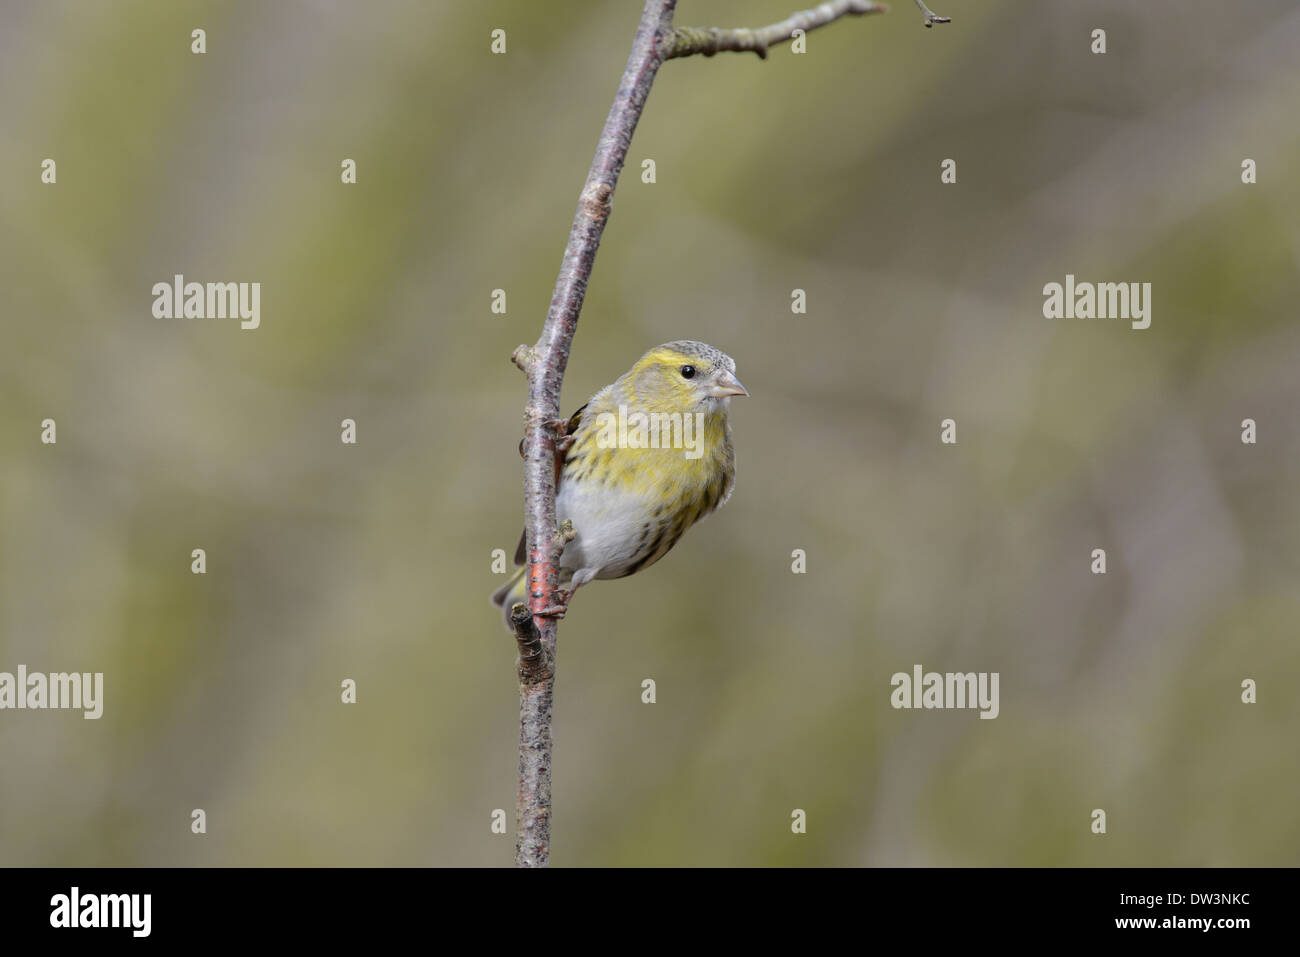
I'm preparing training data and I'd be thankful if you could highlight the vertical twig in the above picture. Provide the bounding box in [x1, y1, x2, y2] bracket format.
[507, 0, 901, 867]
[510, 601, 554, 864]
[511, 0, 679, 868]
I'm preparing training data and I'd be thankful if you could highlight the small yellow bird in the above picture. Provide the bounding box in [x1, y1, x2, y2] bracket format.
[493, 340, 747, 626]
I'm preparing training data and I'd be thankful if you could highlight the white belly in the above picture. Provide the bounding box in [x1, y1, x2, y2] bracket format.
[555, 479, 654, 585]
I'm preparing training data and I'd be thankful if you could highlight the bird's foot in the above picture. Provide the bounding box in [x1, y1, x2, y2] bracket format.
[545, 418, 576, 451]
[518, 418, 577, 457]
[533, 588, 573, 619]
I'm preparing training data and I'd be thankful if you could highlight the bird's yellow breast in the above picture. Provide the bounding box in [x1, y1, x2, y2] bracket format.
[562, 391, 735, 529]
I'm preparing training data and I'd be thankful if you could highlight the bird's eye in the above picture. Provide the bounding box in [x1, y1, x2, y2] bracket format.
[680, 365, 696, 379]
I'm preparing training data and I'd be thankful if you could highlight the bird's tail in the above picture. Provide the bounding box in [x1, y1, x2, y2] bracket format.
[490, 567, 528, 630]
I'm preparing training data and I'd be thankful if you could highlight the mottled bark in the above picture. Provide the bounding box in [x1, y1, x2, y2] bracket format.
[509, 0, 677, 869]
[667, 0, 888, 60]
[510, 601, 554, 863]
[911, 0, 951, 28]
[511, 602, 552, 686]
[508, 0, 902, 868]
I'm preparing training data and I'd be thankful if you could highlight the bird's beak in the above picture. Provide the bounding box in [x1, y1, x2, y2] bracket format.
[708, 371, 749, 398]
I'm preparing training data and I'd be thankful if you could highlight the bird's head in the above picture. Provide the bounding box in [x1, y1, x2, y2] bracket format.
[624, 340, 748, 413]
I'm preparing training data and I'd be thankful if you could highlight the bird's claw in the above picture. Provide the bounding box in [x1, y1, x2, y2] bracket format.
[534, 588, 573, 620]
[518, 418, 576, 457]
[553, 520, 576, 547]
[540, 418, 576, 452]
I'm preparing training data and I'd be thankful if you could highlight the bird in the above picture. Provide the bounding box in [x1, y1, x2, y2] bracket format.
[492, 340, 747, 627]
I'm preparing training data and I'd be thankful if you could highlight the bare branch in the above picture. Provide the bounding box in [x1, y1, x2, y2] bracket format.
[511, 601, 554, 866]
[912, 0, 951, 28]
[511, 0, 678, 869]
[510, 344, 538, 375]
[667, 0, 888, 60]
[508, 0, 896, 867]
[511, 602, 553, 685]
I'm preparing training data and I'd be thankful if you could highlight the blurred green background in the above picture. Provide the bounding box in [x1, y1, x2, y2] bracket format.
[1, 0, 1298, 866]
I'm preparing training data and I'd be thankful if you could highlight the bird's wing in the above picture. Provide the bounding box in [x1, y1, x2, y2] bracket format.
[511, 403, 588, 567]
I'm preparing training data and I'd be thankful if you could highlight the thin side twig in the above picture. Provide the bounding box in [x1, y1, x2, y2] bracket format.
[912, 0, 951, 28]
[667, 0, 888, 60]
